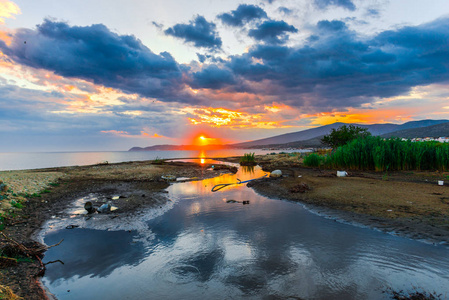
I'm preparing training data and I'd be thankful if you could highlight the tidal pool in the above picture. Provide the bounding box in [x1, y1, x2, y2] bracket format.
[42, 162, 449, 299]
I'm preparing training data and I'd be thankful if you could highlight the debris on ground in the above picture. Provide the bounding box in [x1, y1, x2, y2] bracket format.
[289, 183, 311, 193]
[84, 201, 96, 214]
[161, 175, 176, 181]
[97, 201, 112, 213]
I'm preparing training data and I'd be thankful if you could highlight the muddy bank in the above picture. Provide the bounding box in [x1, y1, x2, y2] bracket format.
[0, 160, 230, 300]
[247, 166, 449, 245]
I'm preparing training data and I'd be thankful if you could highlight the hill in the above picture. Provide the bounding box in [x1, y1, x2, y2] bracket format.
[381, 121, 449, 139]
[232, 120, 449, 148]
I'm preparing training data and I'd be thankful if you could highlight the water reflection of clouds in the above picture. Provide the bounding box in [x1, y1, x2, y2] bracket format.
[43, 229, 146, 283]
[42, 163, 449, 299]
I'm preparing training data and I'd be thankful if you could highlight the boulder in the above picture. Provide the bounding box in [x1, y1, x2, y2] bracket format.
[270, 170, 282, 178]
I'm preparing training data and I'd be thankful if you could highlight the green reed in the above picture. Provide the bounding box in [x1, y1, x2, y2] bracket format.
[324, 136, 449, 171]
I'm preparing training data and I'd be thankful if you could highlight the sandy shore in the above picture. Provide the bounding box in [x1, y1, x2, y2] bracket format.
[1, 155, 449, 299]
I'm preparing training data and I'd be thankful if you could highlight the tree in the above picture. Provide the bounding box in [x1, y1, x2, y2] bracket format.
[321, 125, 371, 148]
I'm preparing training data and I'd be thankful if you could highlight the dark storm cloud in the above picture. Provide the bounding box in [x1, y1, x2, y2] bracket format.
[248, 20, 298, 44]
[218, 4, 268, 27]
[190, 65, 236, 89]
[317, 20, 347, 32]
[314, 0, 356, 11]
[0, 19, 191, 102]
[164, 16, 222, 50]
[224, 17, 449, 108]
[3, 17, 449, 112]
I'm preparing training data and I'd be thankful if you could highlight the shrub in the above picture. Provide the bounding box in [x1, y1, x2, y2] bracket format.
[321, 125, 371, 148]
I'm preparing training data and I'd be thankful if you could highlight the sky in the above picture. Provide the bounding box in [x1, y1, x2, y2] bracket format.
[0, 0, 448, 151]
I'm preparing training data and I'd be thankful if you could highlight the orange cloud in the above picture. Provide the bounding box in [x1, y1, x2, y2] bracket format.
[0, 0, 20, 24]
[184, 106, 294, 129]
[140, 132, 168, 138]
[101, 130, 170, 139]
[101, 130, 129, 135]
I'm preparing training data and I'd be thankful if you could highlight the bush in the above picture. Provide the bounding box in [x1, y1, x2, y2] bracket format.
[322, 125, 371, 148]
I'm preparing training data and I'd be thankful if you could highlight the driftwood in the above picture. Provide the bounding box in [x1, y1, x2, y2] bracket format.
[1, 232, 63, 276]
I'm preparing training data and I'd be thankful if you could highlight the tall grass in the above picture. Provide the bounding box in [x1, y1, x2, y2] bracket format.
[303, 153, 323, 167]
[324, 136, 449, 171]
[240, 152, 256, 165]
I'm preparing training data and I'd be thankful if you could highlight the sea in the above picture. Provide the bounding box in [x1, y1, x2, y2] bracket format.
[0, 149, 310, 171]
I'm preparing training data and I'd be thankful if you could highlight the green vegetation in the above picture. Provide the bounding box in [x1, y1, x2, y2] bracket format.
[9, 201, 22, 209]
[324, 136, 449, 171]
[153, 156, 164, 164]
[321, 125, 371, 148]
[303, 153, 323, 168]
[240, 153, 256, 165]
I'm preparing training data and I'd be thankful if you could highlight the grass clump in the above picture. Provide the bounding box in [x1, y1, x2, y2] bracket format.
[240, 153, 256, 166]
[303, 153, 323, 168]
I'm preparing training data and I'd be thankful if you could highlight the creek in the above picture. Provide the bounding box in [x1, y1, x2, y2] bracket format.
[41, 161, 449, 299]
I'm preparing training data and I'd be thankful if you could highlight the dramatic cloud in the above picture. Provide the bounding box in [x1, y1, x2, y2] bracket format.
[218, 4, 267, 27]
[2, 15, 449, 126]
[225, 17, 449, 109]
[0, 19, 191, 102]
[248, 20, 298, 44]
[190, 65, 236, 89]
[316, 20, 347, 32]
[314, 0, 356, 11]
[164, 16, 222, 50]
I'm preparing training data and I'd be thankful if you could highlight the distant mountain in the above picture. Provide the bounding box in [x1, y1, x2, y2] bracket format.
[232, 120, 449, 148]
[129, 120, 449, 151]
[381, 121, 449, 139]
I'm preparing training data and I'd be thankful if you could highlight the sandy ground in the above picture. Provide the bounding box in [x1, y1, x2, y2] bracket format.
[1, 155, 448, 299]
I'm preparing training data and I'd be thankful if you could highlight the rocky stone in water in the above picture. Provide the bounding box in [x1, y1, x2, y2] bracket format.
[84, 201, 96, 214]
[270, 170, 282, 178]
[98, 201, 112, 213]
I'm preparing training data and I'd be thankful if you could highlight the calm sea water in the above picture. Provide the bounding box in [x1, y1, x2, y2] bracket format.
[0, 149, 308, 171]
[41, 162, 449, 299]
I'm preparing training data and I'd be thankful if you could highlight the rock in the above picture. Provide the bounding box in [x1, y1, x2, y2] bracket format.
[84, 201, 96, 214]
[270, 170, 282, 178]
[98, 201, 112, 213]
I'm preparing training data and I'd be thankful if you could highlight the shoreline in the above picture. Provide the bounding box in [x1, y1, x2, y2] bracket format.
[1, 156, 449, 298]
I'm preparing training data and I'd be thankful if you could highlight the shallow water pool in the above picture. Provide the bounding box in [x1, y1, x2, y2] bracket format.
[42, 163, 449, 299]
